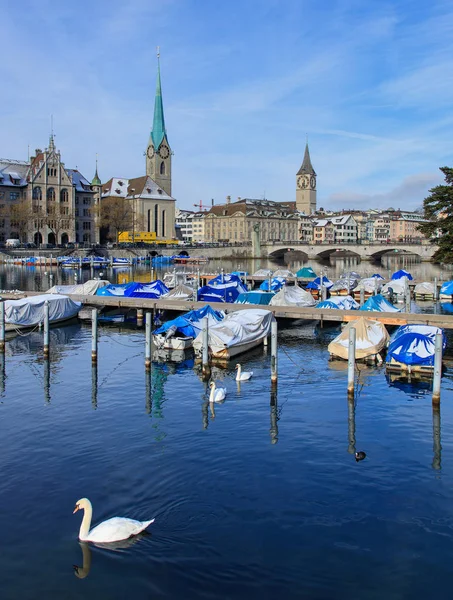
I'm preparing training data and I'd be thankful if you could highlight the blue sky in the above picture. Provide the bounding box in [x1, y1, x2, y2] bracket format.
[2, 0, 452, 211]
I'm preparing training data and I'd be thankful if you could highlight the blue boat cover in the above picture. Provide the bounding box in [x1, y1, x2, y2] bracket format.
[440, 280, 453, 296]
[259, 277, 285, 292]
[197, 273, 247, 303]
[360, 294, 401, 313]
[235, 291, 275, 305]
[152, 255, 173, 265]
[153, 305, 224, 338]
[387, 325, 446, 366]
[371, 273, 385, 280]
[307, 276, 333, 290]
[317, 295, 359, 310]
[296, 267, 317, 278]
[391, 269, 413, 280]
[441, 302, 453, 314]
[96, 280, 169, 298]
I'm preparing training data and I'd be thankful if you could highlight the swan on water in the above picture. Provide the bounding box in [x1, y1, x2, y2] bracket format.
[235, 363, 253, 381]
[73, 497, 155, 543]
[209, 381, 226, 403]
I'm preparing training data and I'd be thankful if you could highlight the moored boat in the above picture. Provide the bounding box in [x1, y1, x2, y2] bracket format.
[386, 325, 446, 375]
[153, 305, 224, 351]
[4, 294, 81, 333]
[328, 317, 389, 363]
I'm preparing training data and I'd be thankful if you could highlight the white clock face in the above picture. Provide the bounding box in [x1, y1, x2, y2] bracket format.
[310, 176, 316, 190]
[147, 146, 155, 159]
[159, 145, 170, 159]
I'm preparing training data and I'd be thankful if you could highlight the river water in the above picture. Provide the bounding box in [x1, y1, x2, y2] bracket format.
[1, 255, 453, 599]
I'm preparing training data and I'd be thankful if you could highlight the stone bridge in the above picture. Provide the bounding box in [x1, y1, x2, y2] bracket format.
[261, 242, 438, 262]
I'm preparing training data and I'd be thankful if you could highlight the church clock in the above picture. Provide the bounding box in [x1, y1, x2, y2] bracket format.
[310, 176, 316, 190]
[147, 146, 155, 159]
[159, 145, 170, 159]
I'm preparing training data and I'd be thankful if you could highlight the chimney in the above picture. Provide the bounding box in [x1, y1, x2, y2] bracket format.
[211, 198, 214, 206]
[226, 195, 231, 204]
[237, 196, 241, 201]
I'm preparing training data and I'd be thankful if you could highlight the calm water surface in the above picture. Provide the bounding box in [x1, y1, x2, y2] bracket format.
[1, 257, 453, 599]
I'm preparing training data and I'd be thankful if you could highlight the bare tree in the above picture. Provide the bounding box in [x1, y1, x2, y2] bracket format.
[45, 209, 74, 245]
[100, 197, 133, 242]
[9, 199, 33, 241]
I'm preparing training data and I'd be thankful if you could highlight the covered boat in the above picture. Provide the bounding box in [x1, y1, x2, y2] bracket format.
[386, 325, 446, 374]
[197, 273, 247, 303]
[253, 268, 273, 277]
[414, 282, 435, 299]
[360, 294, 400, 313]
[193, 309, 273, 360]
[96, 280, 169, 298]
[328, 317, 389, 362]
[330, 274, 359, 296]
[353, 277, 382, 298]
[317, 295, 359, 310]
[46, 279, 110, 296]
[259, 277, 285, 292]
[391, 269, 413, 281]
[381, 278, 408, 300]
[273, 269, 294, 278]
[153, 305, 224, 350]
[235, 291, 275, 305]
[5, 294, 81, 332]
[296, 266, 317, 278]
[308, 276, 334, 290]
[269, 285, 316, 307]
[440, 280, 453, 300]
[164, 284, 195, 300]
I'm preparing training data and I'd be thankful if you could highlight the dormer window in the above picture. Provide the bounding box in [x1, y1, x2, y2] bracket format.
[115, 188, 121, 194]
[147, 188, 151, 193]
[158, 189, 162, 194]
[118, 181, 124, 186]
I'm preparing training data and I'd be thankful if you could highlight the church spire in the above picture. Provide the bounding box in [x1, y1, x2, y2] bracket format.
[297, 143, 316, 176]
[91, 155, 101, 186]
[150, 47, 167, 150]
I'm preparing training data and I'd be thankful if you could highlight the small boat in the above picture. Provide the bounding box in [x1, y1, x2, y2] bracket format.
[328, 317, 389, 363]
[235, 291, 275, 305]
[381, 278, 408, 302]
[386, 325, 446, 375]
[197, 273, 247, 303]
[173, 255, 209, 265]
[153, 305, 224, 351]
[259, 277, 285, 292]
[295, 267, 317, 279]
[391, 269, 413, 281]
[359, 294, 400, 313]
[46, 279, 111, 296]
[4, 294, 81, 333]
[193, 309, 273, 360]
[317, 295, 359, 310]
[96, 280, 169, 298]
[330, 274, 359, 296]
[353, 277, 382, 299]
[269, 285, 316, 307]
[164, 284, 195, 300]
[440, 280, 453, 301]
[414, 282, 435, 300]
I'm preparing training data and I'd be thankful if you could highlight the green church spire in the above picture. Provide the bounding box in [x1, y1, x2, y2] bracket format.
[91, 155, 101, 186]
[151, 48, 167, 150]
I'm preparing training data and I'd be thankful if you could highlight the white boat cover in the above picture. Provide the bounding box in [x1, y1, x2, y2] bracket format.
[358, 277, 382, 294]
[253, 268, 273, 277]
[273, 269, 294, 278]
[328, 317, 389, 360]
[382, 277, 408, 296]
[330, 276, 359, 293]
[46, 280, 110, 295]
[414, 282, 435, 295]
[193, 309, 272, 358]
[269, 285, 316, 307]
[164, 284, 194, 300]
[5, 294, 81, 327]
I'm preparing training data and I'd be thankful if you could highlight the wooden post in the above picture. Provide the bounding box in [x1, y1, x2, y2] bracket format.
[359, 285, 365, 307]
[43, 300, 50, 358]
[434, 277, 438, 301]
[91, 308, 98, 363]
[347, 326, 356, 398]
[271, 318, 278, 384]
[145, 312, 152, 371]
[201, 317, 210, 379]
[405, 282, 411, 313]
[432, 332, 443, 404]
[0, 301, 5, 353]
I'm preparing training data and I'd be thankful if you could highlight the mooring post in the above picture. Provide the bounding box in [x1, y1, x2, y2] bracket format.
[43, 300, 50, 358]
[91, 255, 94, 269]
[145, 312, 152, 371]
[360, 285, 365, 307]
[137, 308, 144, 327]
[347, 397, 356, 455]
[432, 332, 443, 404]
[347, 326, 356, 398]
[271, 318, 278, 384]
[405, 282, 411, 313]
[0, 301, 5, 353]
[91, 308, 98, 363]
[321, 283, 327, 301]
[434, 277, 438, 301]
[268, 273, 272, 292]
[201, 317, 210, 379]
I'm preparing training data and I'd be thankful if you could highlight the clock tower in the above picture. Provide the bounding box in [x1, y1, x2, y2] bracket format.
[296, 143, 316, 214]
[146, 51, 172, 196]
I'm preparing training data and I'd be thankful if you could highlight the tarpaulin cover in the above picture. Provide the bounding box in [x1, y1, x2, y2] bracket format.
[197, 274, 247, 303]
[259, 277, 285, 292]
[46, 280, 110, 295]
[253, 268, 273, 277]
[387, 325, 446, 366]
[273, 269, 294, 278]
[96, 280, 169, 298]
[360, 294, 400, 312]
[153, 305, 224, 339]
[440, 281, 453, 296]
[330, 276, 359, 293]
[340, 271, 361, 280]
[164, 284, 194, 300]
[193, 309, 272, 357]
[414, 282, 435, 295]
[5, 294, 81, 327]
[381, 278, 408, 295]
[269, 285, 316, 307]
[235, 291, 274, 305]
[307, 276, 333, 290]
[359, 277, 382, 294]
[372, 273, 385, 280]
[296, 267, 317, 278]
[317, 295, 359, 310]
[392, 269, 413, 280]
[328, 317, 389, 360]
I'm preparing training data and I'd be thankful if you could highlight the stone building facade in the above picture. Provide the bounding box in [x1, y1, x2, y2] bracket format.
[296, 143, 317, 215]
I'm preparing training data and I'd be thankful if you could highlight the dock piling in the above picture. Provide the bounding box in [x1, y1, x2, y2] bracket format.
[0, 301, 5, 353]
[405, 282, 411, 313]
[91, 308, 98, 363]
[201, 317, 210, 379]
[347, 326, 356, 398]
[137, 308, 144, 327]
[434, 277, 438, 301]
[432, 332, 443, 403]
[145, 312, 152, 371]
[271, 318, 278, 384]
[359, 285, 365, 307]
[43, 300, 50, 358]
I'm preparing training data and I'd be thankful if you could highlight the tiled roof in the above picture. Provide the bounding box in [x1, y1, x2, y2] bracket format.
[67, 169, 94, 193]
[0, 160, 29, 187]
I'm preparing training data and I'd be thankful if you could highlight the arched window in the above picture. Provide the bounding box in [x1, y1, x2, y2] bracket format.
[47, 187, 56, 201]
[33, 187, 42, 200]
[160, 161, 165, 175]
[61, 232, 69, 245]
[161, 210, 166, 238]
[154, 205, 158, 235]
[60, 188, 68, 203]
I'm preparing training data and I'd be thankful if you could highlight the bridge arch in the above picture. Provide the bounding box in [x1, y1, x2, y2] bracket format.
[268, 247, 299, 259]
[315, 247, 361, 260]
[367, 248, 422, 261]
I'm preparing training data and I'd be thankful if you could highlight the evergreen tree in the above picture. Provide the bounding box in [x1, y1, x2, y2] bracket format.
[418, 167, 453, 263]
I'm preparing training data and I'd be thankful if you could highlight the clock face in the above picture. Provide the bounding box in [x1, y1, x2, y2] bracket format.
[310, 176, 316, 190]
[297, 176, 307, 189]
[147, 146, 155, 159]
[159, 145, 170, 159]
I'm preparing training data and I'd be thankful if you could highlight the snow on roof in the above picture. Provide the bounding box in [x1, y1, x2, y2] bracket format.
[67, 169, 94, 193]
[0, 161, 29, 187]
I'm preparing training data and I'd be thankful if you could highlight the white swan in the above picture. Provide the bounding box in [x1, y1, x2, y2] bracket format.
[235, 363, 253, 381]
[73, 497, 155, 543]
[209, 381, 226, 403]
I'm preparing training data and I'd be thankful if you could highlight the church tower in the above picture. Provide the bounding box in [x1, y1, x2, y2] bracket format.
[296, 143, 317, 214]
[146, 50, 172, 196]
